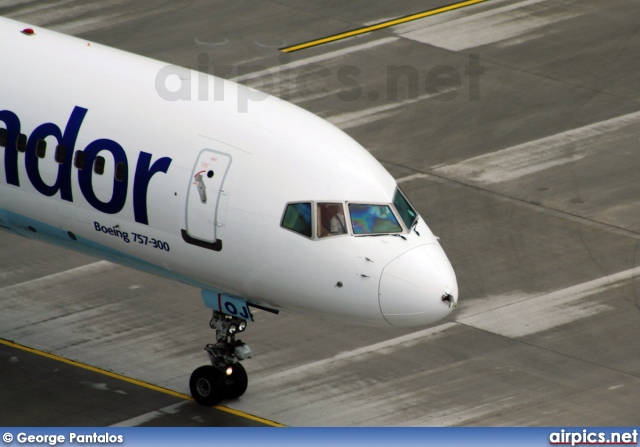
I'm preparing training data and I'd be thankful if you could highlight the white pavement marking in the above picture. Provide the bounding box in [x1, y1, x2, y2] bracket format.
[250, 322, 457, 387]
[327, 88, 457, 130]
[434, 110, 640, 184]
[110, 402, 190, 427]
[459, 266, 640, 338]
[231, 37, 399, 83]
[4, 1, 182, 36]
[396, 173, 429, 184]
[0, 261, 114, 296]
[395, 0, 582, 52]
[4, 0, 133, 34]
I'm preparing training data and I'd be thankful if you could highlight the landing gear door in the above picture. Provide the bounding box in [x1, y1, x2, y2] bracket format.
[185, 149, 232, 243]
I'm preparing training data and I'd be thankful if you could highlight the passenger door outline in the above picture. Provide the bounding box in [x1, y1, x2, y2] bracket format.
[182, 149, 232, 251]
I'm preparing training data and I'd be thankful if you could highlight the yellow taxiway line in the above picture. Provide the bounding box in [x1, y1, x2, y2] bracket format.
[0, 338, 285, 428]
[280, 0, 489, 53]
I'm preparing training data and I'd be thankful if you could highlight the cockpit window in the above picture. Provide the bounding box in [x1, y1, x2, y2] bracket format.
[349, 204, 402, 235]
[393, 188, 418, 229]
[282, 202, 312, 237]
[317, 203, 347, 238]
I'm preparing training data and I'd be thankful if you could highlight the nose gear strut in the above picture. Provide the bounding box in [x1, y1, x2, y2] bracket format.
[189, 310, 253, 406]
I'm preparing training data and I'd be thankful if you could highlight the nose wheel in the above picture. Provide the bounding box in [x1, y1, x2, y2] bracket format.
[190, 311, 252, 406]
[190, 365, 225, 406]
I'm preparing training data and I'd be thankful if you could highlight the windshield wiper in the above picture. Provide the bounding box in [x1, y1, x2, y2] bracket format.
[411, 217, 420, 236]
[356, 233, 406, 239]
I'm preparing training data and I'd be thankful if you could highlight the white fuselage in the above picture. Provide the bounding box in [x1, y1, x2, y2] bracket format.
[0, 17, 458, 327]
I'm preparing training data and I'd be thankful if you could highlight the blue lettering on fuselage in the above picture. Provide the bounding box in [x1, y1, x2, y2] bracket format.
[0, 106, 172, 225]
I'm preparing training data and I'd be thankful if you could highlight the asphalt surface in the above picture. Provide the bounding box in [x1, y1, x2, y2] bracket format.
[1, 0, 640, 426]
[0, 340, 272, 426]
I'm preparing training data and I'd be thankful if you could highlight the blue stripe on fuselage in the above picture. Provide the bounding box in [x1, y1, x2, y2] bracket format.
[0, 208, 225, 295]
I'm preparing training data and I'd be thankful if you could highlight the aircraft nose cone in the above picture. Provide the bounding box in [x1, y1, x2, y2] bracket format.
[379, 243, 458, 326]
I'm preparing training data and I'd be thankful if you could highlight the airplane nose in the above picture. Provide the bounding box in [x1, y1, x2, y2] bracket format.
[379, 243, 458, 326]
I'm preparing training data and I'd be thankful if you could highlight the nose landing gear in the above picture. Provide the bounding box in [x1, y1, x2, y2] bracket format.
[189, 311, 252, 406]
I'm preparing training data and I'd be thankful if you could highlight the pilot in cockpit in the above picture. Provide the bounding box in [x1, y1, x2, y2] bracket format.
[318, 203, 346, 237]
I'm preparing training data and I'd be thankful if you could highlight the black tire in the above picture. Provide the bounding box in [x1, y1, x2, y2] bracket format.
[190, 365, 225, 406]
[224, 362, 248, 399]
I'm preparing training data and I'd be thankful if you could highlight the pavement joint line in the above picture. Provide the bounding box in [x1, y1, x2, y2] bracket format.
[454, 317, 640, 381]
[0, 338, 286, 427]
[392, 168, 640, 242]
